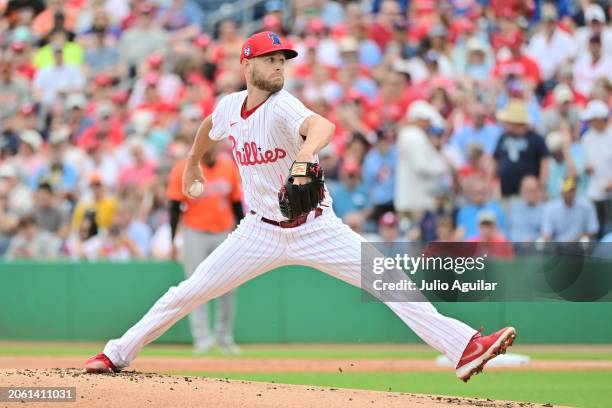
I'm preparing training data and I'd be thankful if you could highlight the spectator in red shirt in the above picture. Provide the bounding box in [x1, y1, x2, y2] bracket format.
[368, 0, 403, 51]
[467, 211, 514, 259]
[9, 42, 36, 82]
[118, 138, 157, 193]
[177, 74, 215, 118]
[365, 68, 410, 129]
[134, 72, 176, 119]
[211, 19, 243, 72]
[332, 91, 373, 154]
[291, 37, 319, 80]
[493, 30, 541, 89]
[77, 101, 125, 150]
[490, 0, 534, 21]
[110, 89, 131, 126]
[542, 66, 588, 109]
[459, 143, 489, 183]
[128, 52, 183, 109]
[90, 74, 115, 107]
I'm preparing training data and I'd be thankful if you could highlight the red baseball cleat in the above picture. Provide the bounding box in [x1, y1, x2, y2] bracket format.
[456, 327, 516, 382]
[84, 353, 119, 373]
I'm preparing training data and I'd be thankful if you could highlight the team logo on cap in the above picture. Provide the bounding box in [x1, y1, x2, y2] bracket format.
[268, 32, 281, 46]
[243, 45, 251, 57]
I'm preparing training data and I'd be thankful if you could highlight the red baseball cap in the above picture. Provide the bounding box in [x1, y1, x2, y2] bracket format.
[193, 33, 211, 49]
[340, 159, 360, 176]
[94, 73, 112, 87]
[379, 212, 398, 227]
[19, 103, 36, 116]
[147, 53, 164, 67]
[263, 15, 282, 30]
[307, 18, 326, 34]
[111, 89, 129, 104]
[504, 30, 524, 49]
[139, 2, 155, 14]
[10, 41, 25, 53]
[240, 31, 297, 62]
[144, 72, 160, 86]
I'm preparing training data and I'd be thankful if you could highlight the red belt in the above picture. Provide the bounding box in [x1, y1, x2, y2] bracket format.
[250, 208, 323, 228]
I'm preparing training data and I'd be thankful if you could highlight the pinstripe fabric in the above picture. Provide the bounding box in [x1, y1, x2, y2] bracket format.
[103, 214, 287, 368]
[208, 90, 332, 222]
[102, 88, 476, 370]
[285, 210, 476, 367]
[104, 210, 475, 369]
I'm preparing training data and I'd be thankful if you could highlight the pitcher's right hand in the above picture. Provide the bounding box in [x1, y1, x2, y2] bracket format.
[182, 163, 205, 199]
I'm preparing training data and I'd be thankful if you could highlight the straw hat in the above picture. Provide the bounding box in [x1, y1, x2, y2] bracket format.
[496, 99, 529, 125]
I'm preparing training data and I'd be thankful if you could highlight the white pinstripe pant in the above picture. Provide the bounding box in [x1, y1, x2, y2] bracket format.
[104, 210, 476, 368]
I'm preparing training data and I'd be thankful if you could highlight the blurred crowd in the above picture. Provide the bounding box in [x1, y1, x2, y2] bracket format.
[1, 0, 612, 261]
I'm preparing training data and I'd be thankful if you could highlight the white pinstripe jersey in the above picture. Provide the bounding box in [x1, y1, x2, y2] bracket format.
[210, 89, 332, 221]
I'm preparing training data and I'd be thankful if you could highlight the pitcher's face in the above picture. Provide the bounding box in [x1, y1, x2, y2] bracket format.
[246, 51, 286, 93]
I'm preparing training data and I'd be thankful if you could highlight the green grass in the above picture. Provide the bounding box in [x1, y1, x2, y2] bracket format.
[177, 370, 612, 408]
[2, 343, 611, 407]
[1, 344, 612, 361]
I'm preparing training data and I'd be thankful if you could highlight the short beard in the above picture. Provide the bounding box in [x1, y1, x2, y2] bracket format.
[251, 70, 284, 93]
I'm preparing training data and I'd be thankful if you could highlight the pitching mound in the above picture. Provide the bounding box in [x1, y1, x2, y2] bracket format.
[2, 369, 552, 408]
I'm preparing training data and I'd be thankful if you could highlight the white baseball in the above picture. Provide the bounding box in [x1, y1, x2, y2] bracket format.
[188, 180, 204, 197]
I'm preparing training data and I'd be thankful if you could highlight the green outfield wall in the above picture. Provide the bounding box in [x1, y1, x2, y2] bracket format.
[1, 262, 611, 343]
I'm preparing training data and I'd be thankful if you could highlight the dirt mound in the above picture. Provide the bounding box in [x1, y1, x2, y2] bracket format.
[1, 356, 610, 373]
[1, 369, 552, 408]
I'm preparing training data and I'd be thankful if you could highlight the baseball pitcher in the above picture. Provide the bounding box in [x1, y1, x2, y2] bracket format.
[85, 31, 516, 382]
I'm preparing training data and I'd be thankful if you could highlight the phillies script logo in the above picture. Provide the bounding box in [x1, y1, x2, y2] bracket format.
[229, 135, 286, 166]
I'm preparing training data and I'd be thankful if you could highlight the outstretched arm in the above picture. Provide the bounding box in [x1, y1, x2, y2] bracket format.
[186, 114, 215, 166]
[183, 115, 215, 197]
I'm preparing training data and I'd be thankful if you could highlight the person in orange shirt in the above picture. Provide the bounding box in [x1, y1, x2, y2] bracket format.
[31, 0, 80, 38]
[166, 144, 243, 354]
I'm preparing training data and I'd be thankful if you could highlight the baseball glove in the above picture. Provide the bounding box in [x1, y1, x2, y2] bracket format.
[278, 161, 325, 220]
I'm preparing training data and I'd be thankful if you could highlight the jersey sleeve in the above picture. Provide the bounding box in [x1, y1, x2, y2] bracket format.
[275, 90, 315, 144]
[209, 94, 231, 141]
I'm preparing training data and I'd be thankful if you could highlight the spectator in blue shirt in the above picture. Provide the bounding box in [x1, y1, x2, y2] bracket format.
[338, 37, 379, 98]
[328, 159, 370, 220]
[508, 175, 545, 241]
[544, 131, 585, 200]
[451, 102, 502, 158]
[30, 133, 79, 195]
[110, 203, 152, 258]
[457, 176, 507, 240]
[541, 177, 599, 241]
[362, 127, 397, 223]
[419, 185, 458, 243]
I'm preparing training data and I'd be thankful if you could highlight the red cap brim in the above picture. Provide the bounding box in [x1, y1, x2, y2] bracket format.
[240, 31, 298, 62]
[241, 48, 297, 62]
